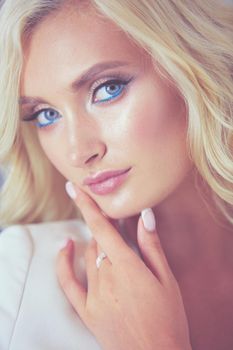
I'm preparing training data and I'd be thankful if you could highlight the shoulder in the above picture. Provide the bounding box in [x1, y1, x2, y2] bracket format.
[0, 218, 92, 242]
[0, 220, 100, 350]
[0, 225, 33, 349]
[0, 219, 92, 289]
[0, 219, 92, 274]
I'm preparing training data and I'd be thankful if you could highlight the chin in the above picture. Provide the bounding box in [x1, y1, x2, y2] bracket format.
[97, 200, 149, 221]
[90, 185, 164, 220]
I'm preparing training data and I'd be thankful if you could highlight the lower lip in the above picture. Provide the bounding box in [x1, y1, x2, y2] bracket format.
[88, 170, 130, 195]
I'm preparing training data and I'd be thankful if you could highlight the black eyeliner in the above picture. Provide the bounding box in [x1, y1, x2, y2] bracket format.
[91, 76, 133, 104]
[93, 77, 132, 94]
[21, 74, 134, 123]
[22, 108, 50, 122]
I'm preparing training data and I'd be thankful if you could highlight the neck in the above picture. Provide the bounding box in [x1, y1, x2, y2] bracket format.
[122, 169, 233, 278]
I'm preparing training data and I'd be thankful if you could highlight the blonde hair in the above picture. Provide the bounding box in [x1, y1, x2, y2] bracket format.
[0, 0, 232, 228]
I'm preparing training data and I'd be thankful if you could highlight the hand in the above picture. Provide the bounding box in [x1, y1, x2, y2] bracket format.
[56, 185, 192, 350]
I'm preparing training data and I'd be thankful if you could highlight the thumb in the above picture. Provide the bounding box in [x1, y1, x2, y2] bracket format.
[137, 208, 171, 282]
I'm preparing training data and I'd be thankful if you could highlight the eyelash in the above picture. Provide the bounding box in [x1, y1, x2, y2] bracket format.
[22, 74, 133, 129]
[89, 74, 132, 104]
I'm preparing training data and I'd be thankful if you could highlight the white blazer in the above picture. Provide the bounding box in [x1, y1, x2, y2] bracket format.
[0, 220, 101, 350]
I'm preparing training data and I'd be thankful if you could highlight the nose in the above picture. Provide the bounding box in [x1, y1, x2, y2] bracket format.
[66, 119, 107, 168]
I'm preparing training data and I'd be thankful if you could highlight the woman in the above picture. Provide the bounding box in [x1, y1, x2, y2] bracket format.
[0, 0, 232, 349]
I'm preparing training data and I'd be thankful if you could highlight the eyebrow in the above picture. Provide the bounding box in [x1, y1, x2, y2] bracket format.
[19, 60, 130, 105]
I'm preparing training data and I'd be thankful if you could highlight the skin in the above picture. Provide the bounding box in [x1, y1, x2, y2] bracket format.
[57, 188, 192, 350]
[20, 5, 192, 220]
[20, 4, 233, 350]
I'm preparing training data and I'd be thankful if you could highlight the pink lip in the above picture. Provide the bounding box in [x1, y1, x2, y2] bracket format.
[83, 167, 131, 195]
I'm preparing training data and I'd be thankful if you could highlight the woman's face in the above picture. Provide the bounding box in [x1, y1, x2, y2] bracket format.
[20, 5, 193, 219]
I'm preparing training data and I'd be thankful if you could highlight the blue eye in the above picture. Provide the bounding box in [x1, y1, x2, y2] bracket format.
[93, 79, 130, 104]
[23, 108, 62, 128]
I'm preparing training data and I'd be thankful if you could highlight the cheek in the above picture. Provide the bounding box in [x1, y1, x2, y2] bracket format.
[38, 133, 69, 177]
[131, 111, 164, 148]
[127, 89, 188, 154]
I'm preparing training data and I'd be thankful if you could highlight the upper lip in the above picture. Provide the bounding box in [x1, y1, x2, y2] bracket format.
[83, 167, 131, 186]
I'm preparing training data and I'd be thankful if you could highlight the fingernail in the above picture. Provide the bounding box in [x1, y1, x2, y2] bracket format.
[66, 239, 74, 251]
[65, 181, 77, 199]
[57, 238, 72, 251]
[141, 208, 156, 232]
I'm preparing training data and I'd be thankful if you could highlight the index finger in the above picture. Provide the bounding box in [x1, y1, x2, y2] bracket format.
[69, 185, 130, 262]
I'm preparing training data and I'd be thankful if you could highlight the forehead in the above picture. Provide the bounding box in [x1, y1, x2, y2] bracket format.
[21, 4, 147, 95]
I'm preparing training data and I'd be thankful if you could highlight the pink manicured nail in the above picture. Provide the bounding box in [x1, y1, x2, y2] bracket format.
[141, 208, 156, 232]
[66, 239, 74, 251]
[65, 181, 77, 199]
[58, 238, 72, 251]
[59, 238, 74, 252]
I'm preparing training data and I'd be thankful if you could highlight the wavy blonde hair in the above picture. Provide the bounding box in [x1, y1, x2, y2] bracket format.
[0, 0, 232, 228]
